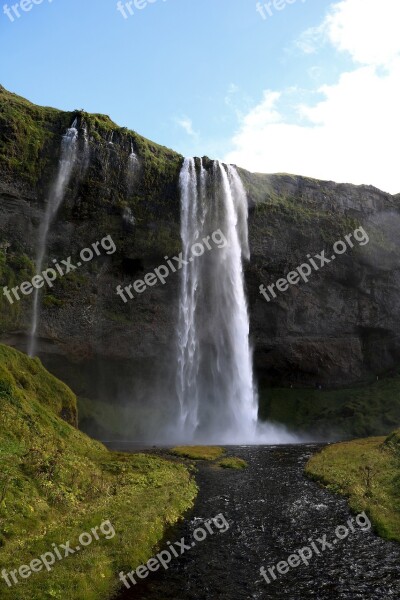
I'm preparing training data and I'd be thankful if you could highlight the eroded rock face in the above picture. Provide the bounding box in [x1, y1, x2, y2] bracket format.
[1, 88, 400, 397]
[241, 172, 400, 387]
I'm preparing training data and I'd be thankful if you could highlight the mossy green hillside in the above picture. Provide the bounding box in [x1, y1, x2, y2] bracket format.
[0, 85, 182, 192]
[306, 431, 400, 542]
[0, 85, 70, 187]
[0, 344, 197, 600]
[0, 343, 76, 425]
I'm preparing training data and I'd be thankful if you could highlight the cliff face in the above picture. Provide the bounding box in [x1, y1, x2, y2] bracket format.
[242, 171, 400, 388]
[1, 86, 400, 410]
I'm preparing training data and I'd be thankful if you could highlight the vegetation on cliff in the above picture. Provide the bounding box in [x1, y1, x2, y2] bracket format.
[0, 85, 185, 342]
[0, 344, 197, 600]
[0, 85, 182, 193]
[306, 431, 400, 542]
[0, 85, 69, 187]
[0, 252, 35, 333]
[259, 373, 400, 439]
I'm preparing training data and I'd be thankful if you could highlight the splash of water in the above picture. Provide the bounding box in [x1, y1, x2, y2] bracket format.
[175, 158, 299, 444]
[28, 119, 79, 357]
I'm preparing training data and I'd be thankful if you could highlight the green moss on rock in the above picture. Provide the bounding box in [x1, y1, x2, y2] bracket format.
[0, 344, 197, 600]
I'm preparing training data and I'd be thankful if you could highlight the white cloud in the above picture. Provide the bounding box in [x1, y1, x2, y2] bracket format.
[176, 116, 198, 137]
[295, 24, 325, 55]
[325, 0, 400, 66]
[225, 0, 400, 194]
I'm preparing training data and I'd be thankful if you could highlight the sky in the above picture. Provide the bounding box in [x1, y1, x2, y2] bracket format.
[0, 0, 399, 193]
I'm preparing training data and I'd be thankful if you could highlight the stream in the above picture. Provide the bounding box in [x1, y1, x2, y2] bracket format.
[114, 444, 400, 599]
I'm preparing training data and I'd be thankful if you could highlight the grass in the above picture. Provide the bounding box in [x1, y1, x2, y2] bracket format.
[0, 344, 197, 600]
[170, 446, 225, 461]
[171, 448, 248, 470]
[306, 431, 400, 542]
[217, 457, 248, 470]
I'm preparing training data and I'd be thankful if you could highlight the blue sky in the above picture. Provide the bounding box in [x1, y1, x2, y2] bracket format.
[1, 0, 399, 192]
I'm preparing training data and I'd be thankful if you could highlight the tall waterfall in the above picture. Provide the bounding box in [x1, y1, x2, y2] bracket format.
[28, 119, 79, 357]
[176, 157, 258, 443]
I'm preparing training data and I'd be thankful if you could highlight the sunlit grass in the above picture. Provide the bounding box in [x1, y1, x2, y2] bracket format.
[0, 345, 197, 600]
[217, 457, 248, 470]
[306, 432, 400, 542]
[171, 446, 225, 461]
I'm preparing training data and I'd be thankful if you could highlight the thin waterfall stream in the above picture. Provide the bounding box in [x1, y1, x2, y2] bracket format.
[28, 119, 79, 357]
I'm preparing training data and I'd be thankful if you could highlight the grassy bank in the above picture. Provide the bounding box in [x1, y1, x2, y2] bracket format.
[217, 457, 248, 470]
[306, 431, 400, 542]
[259, 374, 400, 439]
[171, 446, 225, 461]
[0, 345, 197, 600]
[171, 447, 248, 470]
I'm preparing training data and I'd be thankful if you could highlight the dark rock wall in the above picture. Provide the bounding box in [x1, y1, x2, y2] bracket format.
[1, 87, 400, 398]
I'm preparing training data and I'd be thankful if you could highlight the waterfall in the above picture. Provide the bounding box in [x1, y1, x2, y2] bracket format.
[82, 123, 90, 172]
[129, 143, 138, 166]
[127, 144, 138, 192]
[176, 157, 204, 435]
[175, 157, 258, 443]
[28, 119, 79, 357]
[122, 206, 136, 229]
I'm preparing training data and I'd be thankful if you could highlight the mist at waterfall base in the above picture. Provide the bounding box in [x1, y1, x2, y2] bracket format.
[164, 157, 299, 445]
